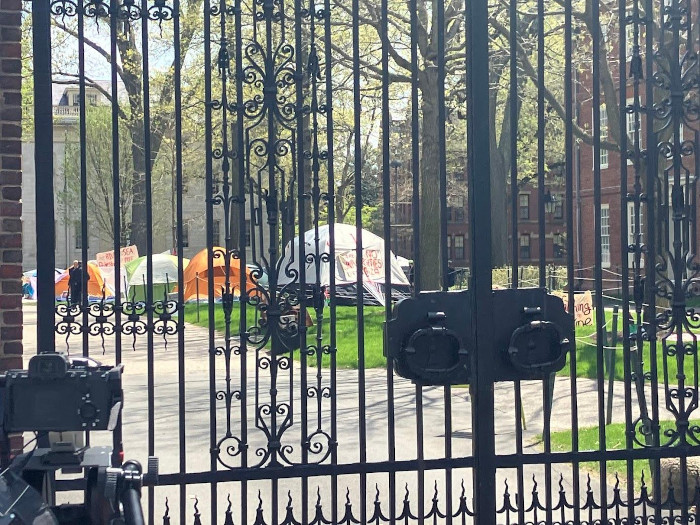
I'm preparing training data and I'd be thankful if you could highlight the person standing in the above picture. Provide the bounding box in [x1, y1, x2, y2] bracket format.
[68, 260, 88, 305]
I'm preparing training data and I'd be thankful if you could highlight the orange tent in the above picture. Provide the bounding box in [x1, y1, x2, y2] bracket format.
[181, 247, 258, 302]
[55, 261, 113, 300]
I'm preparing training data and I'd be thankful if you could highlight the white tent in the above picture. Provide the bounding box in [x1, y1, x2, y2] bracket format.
[279, 224, 409, 303]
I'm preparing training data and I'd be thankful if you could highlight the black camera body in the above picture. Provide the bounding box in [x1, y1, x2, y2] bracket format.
[1, 353, 123, 433]
[385, 287, 574, 386]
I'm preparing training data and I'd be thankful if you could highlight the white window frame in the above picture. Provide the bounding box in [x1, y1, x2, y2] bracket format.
[627, 202, 645, 268]
[601, 204, 611, 268]
[519, 234, 531, 260]
[627, 98, 643, 165]
[593, 107, 609, 169]
[519, 193, 530, 220]
[626, 24, 635, 60]
[454, 235, 465, 260]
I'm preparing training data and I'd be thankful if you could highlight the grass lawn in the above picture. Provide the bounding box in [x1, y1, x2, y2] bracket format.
[183, 303, 387, 368]
[558, 308, 693, 383]
[184, 303, 695, 376]
[547, 420, 699, 483]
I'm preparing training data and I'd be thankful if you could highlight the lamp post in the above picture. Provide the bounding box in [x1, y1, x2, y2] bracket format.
[389, 160, 402, 252]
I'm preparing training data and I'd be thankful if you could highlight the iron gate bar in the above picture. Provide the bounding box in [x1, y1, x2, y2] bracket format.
[203, 0, 216, 521]
[564, 0, 580, 521]
[409, 0, 425, 518]
[68, 442, 692, 486]
[109, 0, 123, 470]
[380, 0, 397, 520]
[619, 0, 635, 521]
[410, 0, 420, 298]
[77, 0, 89, 357]
[350, 0, 366, 519]
[508, 3, 526, 522]
[435, 0, 454, 519]
[536, 0, 545, 288]
[590, 0, 608, 518]
[323, 0, 339, 520]
[237, 0, 249, 521]
[644, 0, 662, 514]
[535, 0, 553, 516]
[138, 0, 156, 520]
[173, 0, 186, 522]
[33, 0, 56, 354]
[466, 0, 496, 522]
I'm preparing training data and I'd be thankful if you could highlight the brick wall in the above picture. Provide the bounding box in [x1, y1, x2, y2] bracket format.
[0, 0, 23, 372]
[0, 0, 23, 462]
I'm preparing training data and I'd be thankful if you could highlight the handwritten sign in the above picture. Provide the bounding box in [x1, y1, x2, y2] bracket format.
[553, 290, 594, 327]
[337, 249, 384, 282]
[96, 246, 139, 268]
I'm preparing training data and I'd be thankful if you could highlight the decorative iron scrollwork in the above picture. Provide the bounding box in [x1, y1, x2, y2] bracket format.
[649, 0, 700, 446]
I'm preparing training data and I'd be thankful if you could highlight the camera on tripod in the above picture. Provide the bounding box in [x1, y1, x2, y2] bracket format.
[2, 352, 123, 435]
[0, 353, 156, 525]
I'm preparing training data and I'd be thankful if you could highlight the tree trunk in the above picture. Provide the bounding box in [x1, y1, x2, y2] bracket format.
[418, 67, 442, 290]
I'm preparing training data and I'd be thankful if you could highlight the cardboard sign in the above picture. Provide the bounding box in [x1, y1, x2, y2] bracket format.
[553, 290, 594, 327]
[337, 250, 384, 282]
[96, 246, 139, 268]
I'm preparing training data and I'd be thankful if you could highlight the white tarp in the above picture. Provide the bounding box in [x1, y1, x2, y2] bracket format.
[278, 224, 410, 292]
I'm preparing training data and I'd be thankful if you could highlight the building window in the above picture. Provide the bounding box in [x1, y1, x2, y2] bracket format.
[519, 234, 531, 260]
[447, 235, 452, 260]
[182, 223, 189, 248]
[626, 24, 635, 59]
[454, 235, 465, 260]
[74, 222, 87, 250]
[596, 106, 609, 169]
[86, 93, 97, 106]
[454, 196, 465, 223]
[628, 202, 644, 268]
[553, 233, 564, 259]
[448, 196, 465, 223]
[553, 194, 563, 219]
[245, 219, 251, 247]
[519, 194, 530, 220]
[213, 220, 220, 246]
[72, 94, 81, 106]
[601, 204, 610, 267]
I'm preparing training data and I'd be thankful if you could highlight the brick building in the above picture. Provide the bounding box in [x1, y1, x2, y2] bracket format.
[0, 0, 23, 461]
[574, 30, 699, 278]
[390, 171, 567, 269]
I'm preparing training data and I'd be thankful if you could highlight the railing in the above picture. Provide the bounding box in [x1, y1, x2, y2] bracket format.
[52, 105, 80, 120]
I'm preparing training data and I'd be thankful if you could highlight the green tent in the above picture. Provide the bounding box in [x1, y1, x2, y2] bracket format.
[125, 254, 189, 303]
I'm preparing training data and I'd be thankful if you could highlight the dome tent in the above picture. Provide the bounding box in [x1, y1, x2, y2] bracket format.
[125, 254, 189, 303]
[55, 261, 113, 301]
[180, 247, 258, 302]
[278, 224, 410, 305]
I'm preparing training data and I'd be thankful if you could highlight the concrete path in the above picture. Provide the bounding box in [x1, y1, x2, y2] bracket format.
[20, 303, 682, 524]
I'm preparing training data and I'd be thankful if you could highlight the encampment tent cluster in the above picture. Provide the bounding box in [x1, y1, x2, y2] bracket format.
[33, 225, 409, 305]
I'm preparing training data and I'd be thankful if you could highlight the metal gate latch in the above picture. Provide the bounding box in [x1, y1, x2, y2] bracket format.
[385, 287, 573, 385]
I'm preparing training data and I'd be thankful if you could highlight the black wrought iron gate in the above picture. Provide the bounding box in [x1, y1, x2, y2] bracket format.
[28, 0, 700, 521]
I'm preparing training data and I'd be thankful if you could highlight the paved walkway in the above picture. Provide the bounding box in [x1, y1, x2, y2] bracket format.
[20, 303, 678, 523]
